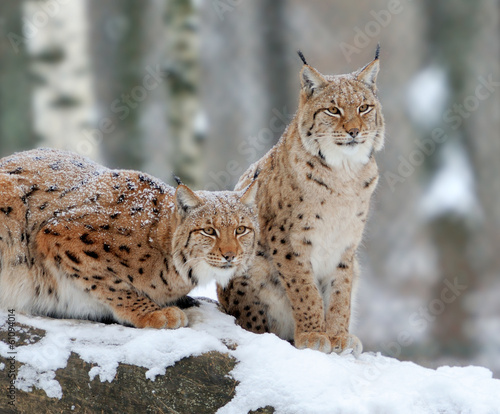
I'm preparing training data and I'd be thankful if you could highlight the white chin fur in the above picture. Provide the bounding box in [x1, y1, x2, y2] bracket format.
[307, 138, 372, 169]
[191, 261, 236, 288]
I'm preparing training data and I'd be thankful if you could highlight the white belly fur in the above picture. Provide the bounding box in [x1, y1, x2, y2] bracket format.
[0, 247, 112, 321]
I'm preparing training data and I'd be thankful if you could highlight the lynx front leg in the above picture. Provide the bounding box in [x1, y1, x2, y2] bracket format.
[85, 281, 188, 329]
[286, 277, 331, 353]
[325, 249, 362, 355]
[218, 276, 270, 334]
[111, 292, 188, 329]
[273, 248, 331, 352]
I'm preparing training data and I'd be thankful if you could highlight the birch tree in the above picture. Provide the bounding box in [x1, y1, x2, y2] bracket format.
[23, 0, 99, 160]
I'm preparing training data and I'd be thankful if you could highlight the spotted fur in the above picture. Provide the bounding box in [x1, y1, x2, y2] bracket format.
[0, 148, 258, 329]
[218, 51, 385, 354]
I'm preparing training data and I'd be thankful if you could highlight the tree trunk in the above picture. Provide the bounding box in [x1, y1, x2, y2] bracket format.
[23, 0, 98, 159]
[463, 0, 500, 372]
[422, 0, 483, 360]
[256, 0, 293, 138]
[137, 0, 171, 183]
[0, 0, 36, 157]
[164, 0, 205, 188]
[199, 0, 294, 191]
[86, 0, 144, 169]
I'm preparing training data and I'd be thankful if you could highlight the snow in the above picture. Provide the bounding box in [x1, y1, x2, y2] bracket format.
[406, 66, 449, 128]
[420, 141, 479, 220]
[2, 300, 500, 413]
[189, 279, 218, 300]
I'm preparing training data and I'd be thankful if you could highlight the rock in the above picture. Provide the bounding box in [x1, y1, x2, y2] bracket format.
[0, 322, 245, 413]
[249, 407, 276, 413]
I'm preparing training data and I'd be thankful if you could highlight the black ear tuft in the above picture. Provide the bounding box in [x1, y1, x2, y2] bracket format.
[297, 50, 308, 66]
[253, 168, 261, 181]
[172, 174, 183, 186]
[374, 43, 381, 60]
[355, 45, 381, 90]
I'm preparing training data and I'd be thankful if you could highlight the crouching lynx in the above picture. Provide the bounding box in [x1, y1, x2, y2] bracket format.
[218, 48, 384, 354]
[0, 148, 258, 329]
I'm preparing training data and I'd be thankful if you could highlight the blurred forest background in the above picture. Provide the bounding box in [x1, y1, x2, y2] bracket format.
[0, 0, 499, 376]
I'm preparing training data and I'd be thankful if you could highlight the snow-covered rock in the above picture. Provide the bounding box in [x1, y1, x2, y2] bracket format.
[1, 299, 499, 413]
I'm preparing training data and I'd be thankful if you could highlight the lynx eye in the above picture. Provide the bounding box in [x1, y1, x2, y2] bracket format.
[324, 107, 341, 117]
[235, 226, 247, 235]
[201, 227, 216, 236]
[358, 104, 372, 114]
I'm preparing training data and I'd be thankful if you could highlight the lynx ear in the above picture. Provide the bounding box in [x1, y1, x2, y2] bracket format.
[356, 45, 380, 90]
[175, 184, 202, 216]
[239, 180, 258, 209]
[172, 174, 183, 185]
[300, 66, 328, 98]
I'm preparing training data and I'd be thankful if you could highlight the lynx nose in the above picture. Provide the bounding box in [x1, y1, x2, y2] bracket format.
[222, 251, 235, 263]
[348, 128, 359, 138]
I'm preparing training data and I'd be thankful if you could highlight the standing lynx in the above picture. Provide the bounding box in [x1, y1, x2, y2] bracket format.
[0, 148, 258, 329]
[218, 49, 384, 354]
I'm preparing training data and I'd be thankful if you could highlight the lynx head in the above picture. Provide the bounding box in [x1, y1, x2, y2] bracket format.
[296, 47, 385, 168]
[172, 181, 259, 288]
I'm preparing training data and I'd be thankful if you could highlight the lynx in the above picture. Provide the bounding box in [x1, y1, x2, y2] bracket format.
[218, 48, 384, 354]
[0, 148, 258, 329]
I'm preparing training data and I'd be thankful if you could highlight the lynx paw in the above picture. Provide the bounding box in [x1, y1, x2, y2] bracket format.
[137, 307, 188, 329]
[295, 332, 363, 355]
[329, 333, 363, 356]
[295, 332, 332, 353]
